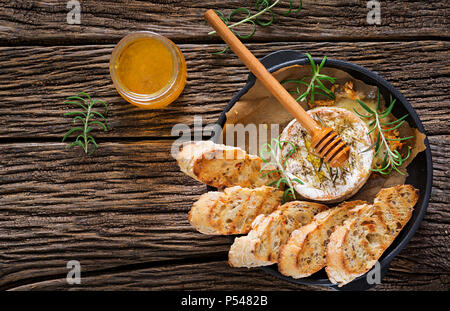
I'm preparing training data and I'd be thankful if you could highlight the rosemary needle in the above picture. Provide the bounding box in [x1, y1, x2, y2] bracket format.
[210, 1, 303, 54]
[260, 138, 303, 203]
[281, 53, 336, 106]
[354, 89, 413, 175]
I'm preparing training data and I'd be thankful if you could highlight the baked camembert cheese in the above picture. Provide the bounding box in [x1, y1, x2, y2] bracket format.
[279, 107, 374, 203]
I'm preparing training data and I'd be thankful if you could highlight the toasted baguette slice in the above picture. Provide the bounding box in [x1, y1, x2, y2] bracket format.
[373, 184, 419, 236]
[325, 185, 419, 286]
[176, 141, 280, 189]
[188, 186, 283, 235]
[325, 204, 386, 285]
[278, 200, 366, 279]
[228, 201, 328, 268]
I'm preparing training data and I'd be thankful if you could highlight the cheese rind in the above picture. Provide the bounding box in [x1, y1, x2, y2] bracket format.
[280, 107, 374, 203]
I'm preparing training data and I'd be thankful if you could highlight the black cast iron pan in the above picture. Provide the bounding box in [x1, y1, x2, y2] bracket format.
[209, 50, 432, 291]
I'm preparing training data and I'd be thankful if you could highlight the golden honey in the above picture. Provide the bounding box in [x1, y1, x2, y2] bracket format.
[110, 32, 187, 109]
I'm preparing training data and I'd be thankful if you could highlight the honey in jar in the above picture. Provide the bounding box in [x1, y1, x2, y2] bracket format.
[110, 32, 187, 109]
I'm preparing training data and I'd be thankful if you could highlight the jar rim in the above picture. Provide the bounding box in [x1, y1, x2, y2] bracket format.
[109, 31, 181, 104]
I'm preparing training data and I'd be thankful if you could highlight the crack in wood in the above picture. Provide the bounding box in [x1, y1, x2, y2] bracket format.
[0, 252, 229, 291]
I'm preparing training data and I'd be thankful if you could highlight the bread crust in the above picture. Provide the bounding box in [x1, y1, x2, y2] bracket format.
[177, 141, 279, 189]
[325, 204, 376, 285]
[325, 224, 349, 284]
[325, 185, 419, 286]
[188, 186, 283, 235]
[188, 191, 222, 235]
[228, 214, 276, 268]
[278, 222, 318, 278]
[229, 201, 328, 268]
[278, 200, 366, 278]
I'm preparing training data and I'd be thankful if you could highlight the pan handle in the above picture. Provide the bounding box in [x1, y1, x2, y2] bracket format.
[257, 50, 307, 72]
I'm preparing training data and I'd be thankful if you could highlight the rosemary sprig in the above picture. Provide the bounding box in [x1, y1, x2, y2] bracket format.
[281, 53, 336, 106]
[211, 0, 302, 54]
[260, 138, 303, 203]
[62, 92, 109, 154]
[354, 89, 413, 175]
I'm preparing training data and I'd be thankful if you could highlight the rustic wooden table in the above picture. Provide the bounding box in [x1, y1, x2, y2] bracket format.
[0, 1, 448, 291]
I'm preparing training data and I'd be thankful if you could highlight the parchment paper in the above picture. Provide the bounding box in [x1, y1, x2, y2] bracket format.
[219, 64, 426, 204]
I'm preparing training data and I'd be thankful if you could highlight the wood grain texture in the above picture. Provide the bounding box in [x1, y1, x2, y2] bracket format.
[0, 0, 448, 292]
[0, 0, 448, 44]
[8, 261, 328, 291]
[8, 261, 448, 291]
[0, 41, 448, 140]
[0, 137, 448, 290]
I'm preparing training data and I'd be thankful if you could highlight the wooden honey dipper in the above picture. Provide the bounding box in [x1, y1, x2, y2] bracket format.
[205, 9, 350, 167]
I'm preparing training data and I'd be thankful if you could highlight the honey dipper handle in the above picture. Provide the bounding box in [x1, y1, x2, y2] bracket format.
[205, 9, 320, 134]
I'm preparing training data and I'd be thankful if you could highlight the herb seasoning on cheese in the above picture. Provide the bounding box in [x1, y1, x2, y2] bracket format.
[279, 107, 373, 203]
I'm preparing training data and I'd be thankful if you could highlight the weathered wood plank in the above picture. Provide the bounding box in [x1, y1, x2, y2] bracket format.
[8, 261, 328, 291]
[0, 0, 447, 293]
[0, 41, 448, 140]
[0, 140, 213, 286]
[1, 0, 448, 44]
[0, 137, 448, 289]
[8, 261, 448, 291]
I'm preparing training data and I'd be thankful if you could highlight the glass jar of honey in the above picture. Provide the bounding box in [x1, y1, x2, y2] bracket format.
[109, 32, 187, 109]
